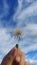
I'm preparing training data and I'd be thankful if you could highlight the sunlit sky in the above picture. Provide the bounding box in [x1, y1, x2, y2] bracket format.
[0, 0, 37, 65]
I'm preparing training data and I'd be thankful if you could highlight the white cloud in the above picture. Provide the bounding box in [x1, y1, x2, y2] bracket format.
[3, 0, 9, 15]
[26, 24, 37, 36]
[0, 0, 9, 19]
[13, 0, 23, 21]
[17, 23, 37, 37]
[26, 59, 37, 65]
[24, 43, 37, 53]
[17, 1, 37, 20]
[13, 0, 37, 27]
[25, 0, 36, 3]
[18, 24, 37, 54]
[0, 28, 17, 63]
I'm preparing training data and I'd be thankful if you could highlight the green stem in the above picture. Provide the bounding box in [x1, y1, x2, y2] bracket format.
[16, 44, 18, 48]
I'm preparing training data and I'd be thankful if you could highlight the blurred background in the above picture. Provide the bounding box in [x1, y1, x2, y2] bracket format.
[0, 0, 37, 65]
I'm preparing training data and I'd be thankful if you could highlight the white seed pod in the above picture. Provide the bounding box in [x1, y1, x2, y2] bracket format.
[13, 28, 24, 39]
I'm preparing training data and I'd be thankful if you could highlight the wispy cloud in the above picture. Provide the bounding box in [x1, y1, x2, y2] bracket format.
[26, 59, 37, 65]
[0, 28, 17, 63]
[0, 0, 9, 19]
[25, 0, 36, 3]
[13, 0, 37, 27]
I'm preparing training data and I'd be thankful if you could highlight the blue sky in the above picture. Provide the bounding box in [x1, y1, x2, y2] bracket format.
[0, 0, 37, 65]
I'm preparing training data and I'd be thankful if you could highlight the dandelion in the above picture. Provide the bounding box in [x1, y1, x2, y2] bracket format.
[13, 28, 24, 48]
[13, 28, 24, 40]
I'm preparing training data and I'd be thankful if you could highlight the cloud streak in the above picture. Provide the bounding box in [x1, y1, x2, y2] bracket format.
[13, 0, 37, 27]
